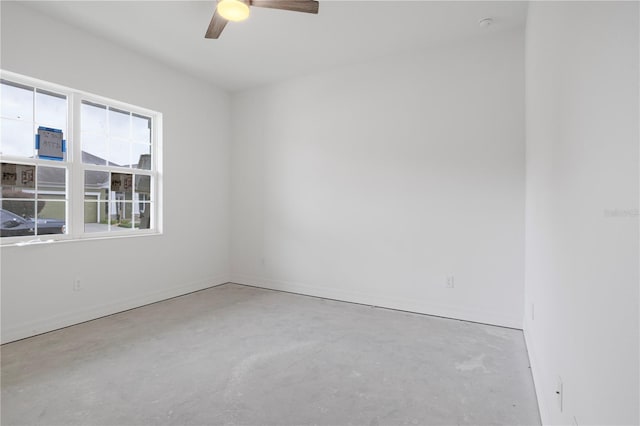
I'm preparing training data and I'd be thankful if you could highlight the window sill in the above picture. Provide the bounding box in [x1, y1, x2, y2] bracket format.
[1, 231, 163, 248]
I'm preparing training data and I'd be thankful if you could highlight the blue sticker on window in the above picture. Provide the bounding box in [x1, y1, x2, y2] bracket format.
[36, 127, 64, 160]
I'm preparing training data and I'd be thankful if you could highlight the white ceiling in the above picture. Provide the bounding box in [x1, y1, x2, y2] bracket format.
[24, 1, 527, 92]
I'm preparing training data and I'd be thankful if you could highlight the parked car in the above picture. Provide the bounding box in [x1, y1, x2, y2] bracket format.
[0, 208, 66, 237]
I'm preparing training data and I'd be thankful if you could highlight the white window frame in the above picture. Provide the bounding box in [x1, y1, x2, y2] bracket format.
[1, 70, 163, 245]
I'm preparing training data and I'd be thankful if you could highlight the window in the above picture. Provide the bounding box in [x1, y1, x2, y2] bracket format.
[81, 101, 154, 233]
[0, 71, 161, 243]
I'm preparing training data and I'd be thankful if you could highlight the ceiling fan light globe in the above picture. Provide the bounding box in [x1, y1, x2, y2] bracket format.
[217, 0, 250, 22]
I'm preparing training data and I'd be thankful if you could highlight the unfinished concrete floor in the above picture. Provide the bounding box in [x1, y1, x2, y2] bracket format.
[1, 283, 540, 425]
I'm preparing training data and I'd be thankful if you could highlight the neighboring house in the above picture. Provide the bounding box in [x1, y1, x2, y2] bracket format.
[81, 151, 151, 227]
[2, 151, 150, 228]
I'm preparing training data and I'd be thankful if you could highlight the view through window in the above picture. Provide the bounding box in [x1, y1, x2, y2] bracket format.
[0, 72, 161, 241]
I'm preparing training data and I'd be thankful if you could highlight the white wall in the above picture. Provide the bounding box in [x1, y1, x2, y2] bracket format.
[524, 2, 639, 424]
[230, 30, 526, 328]
[0, 2, 230, 343]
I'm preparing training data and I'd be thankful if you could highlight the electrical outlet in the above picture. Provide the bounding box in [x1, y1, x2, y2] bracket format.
[446, 275, 455, 288]
[556, 376, 563, 412]
[73, 277, 81, 292]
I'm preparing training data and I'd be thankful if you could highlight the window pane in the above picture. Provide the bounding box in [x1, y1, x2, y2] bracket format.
[37, 166, 66, 200]
[1, 119, 34, 158]
[111, 173, 132, 198]
[108, 197, 132, 231]
[137, 202, 151, 229]
[37, 201, 66, 235]
[35, 89, 67, 135]
[132, 114, 151, 143]
[115, 202, 134, 229]
[1, 163, 36, 220]
[82, 134, 107, 165]
[131, 145, 151, 170]
[85, 170, 109, 200]
[81, 101, 106, 135]
[107, 139, 130, 167]
[1, 197, 35, 219]
[0, 199, 35, 238]
[84, 201, 109, 233]
[108, 108, 130, 140]
[134, 175, 151, 200]
[1, 162, 35, 190]
[1, 81, 33, 121]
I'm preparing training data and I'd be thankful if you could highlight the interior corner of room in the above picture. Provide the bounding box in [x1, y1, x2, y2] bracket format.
[0, 1, 638, 425]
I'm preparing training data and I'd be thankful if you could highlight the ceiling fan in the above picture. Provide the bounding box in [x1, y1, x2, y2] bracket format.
[205, 0, 319, 39]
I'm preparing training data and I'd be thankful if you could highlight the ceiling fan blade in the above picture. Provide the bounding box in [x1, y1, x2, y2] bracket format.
[250, 0, 319, 14]
[205, 9, 228, 39]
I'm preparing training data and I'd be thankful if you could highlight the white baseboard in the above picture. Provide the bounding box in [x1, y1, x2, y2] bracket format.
[523, 321, 547, 425]
[230, 273, 522, 329]
[1, 273, 230, 344]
